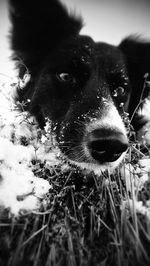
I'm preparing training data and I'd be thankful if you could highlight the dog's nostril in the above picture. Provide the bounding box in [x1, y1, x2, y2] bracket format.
[87, 129, 128, 163]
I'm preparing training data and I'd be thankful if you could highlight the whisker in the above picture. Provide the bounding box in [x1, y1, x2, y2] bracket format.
[73, 120, 85, 127]
[65, 145, 87, 163]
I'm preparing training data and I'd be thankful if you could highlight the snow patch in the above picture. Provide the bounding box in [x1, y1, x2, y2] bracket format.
[0, 77, 56, 215]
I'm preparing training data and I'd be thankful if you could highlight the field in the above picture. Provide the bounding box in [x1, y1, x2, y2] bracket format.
[0, 73, 150, 266]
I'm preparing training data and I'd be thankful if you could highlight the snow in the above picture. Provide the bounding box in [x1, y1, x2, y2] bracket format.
[120, 159, 150, 192]
[121, 199, 150, 220]
[0, 76, 56, 215]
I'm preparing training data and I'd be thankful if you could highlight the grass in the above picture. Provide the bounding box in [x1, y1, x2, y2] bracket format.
[0, 73, 150, 266]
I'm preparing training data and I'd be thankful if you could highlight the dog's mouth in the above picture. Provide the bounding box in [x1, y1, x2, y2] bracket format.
[67, 149, 127, 175]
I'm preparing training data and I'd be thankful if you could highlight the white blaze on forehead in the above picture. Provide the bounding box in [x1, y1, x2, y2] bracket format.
[86, 100, 127, 136]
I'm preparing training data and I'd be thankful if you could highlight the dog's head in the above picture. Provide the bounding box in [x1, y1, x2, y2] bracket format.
[10, 0, 150, 173]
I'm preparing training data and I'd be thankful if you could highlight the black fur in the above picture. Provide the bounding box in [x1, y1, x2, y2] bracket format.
[10, 0, 82, 75]
[119, 37, 150, 129]
[9, 0, 150, 167]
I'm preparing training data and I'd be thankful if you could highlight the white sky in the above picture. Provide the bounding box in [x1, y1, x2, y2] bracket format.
[0, 0, 150, 76]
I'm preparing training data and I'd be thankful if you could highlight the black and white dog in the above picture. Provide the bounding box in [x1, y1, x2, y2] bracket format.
[9, 0, 150, 173]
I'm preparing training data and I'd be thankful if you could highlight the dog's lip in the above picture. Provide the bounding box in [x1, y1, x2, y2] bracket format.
[91, 150, 123, 163]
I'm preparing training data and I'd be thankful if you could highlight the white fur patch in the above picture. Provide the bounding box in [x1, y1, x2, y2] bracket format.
[137, 98, 150, 145]
[137, 98, 150, 119]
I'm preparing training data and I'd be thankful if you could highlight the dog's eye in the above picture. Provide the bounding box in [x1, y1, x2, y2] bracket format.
[112, 86, 125, 97]
[56, 72, 75, 83]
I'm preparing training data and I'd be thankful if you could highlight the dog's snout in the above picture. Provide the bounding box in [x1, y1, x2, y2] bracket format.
[87, 129, 128, 163]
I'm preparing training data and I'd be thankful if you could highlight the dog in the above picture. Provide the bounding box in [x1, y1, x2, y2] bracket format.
[9, 0, 150, 173]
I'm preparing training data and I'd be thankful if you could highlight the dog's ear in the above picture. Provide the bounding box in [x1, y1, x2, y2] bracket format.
[9, 0, 83, 71]
[119, 36, 150, 117]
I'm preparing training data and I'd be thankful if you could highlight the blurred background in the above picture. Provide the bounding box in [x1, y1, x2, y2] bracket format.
[0, 0, 150, 77]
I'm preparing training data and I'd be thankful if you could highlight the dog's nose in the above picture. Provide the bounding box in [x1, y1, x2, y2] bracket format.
[87, 129, 128, 163]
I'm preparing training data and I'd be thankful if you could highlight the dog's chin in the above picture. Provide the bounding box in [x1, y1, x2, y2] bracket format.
[69, 152, 126, 176]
